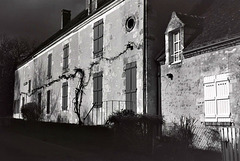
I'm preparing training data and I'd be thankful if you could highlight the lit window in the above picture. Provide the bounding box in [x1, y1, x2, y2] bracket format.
[171, 31, 182, 63]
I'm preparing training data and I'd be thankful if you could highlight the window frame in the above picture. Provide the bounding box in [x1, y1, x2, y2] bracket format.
[47, 90, 51, 114]
[93, 72, 103, 108]
[169, 30, 182, 64]
[93, 19, 103, 58]
[125, 62, 137, 112]
[204, 74, 231, 123]
[47, 53, 52, 79]
[63, 44, 69, 73]
[62, 82, 68, 111]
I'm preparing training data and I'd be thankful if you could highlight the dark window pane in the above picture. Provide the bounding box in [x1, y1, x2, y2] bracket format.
[47, 90, 50, 114]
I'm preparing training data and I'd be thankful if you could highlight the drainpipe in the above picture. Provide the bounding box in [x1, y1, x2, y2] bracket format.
[143, 0, 147, 114]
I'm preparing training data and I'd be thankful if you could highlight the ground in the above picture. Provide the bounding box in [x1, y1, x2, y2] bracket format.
[0, 119, 222, 161]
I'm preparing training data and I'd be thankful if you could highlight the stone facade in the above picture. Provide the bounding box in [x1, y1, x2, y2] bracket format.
[14, 0, 146, 124]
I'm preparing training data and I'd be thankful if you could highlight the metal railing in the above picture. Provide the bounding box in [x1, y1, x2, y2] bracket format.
[84, 100, 135, 125]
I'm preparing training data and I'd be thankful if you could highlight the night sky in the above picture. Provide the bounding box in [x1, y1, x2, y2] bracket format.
[0, 0, 85, 43]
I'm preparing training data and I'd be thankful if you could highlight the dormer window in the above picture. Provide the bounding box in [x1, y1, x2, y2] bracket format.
[172, 31, 182, 63]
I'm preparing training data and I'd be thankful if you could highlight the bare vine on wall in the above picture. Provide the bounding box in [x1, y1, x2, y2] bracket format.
[20, 41, 141, 124]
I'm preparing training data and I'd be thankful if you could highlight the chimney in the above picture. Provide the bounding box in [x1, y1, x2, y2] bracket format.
[86, 0, 97, 14]
[61, 9, 71, 29]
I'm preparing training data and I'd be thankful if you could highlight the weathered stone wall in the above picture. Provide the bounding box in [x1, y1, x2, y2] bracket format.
[14, 0, 144, 124]
[161, 45, 240, 125]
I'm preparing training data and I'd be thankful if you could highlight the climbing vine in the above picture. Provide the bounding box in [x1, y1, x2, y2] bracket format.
[20, 41, 141, 124]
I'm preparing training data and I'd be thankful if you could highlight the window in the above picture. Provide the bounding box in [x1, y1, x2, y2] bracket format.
[125, 62, 137, 112]
[38, 92, 42, 108]
[204, 74, 230, 122]
[28, 80, 31, 93]
[22, 97, 25, 108]
[93, 19, 103, 58]
[126, 16, 136, 32]
[169, 31, 182, 64]
[47, 90, 51, 114]
[93, 72, 103, 108]
[63, 44, 69, 72]
[62, 82, 68, 111]
[47, 54, 52, 78]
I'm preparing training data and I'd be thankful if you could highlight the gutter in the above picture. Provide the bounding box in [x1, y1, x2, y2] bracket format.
[143, 0, 147, 114]
[183, 35, 240, 56]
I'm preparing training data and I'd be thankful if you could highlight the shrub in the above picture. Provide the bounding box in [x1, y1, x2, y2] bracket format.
[106, 109, 164, 152]
[21, 102, 42, 121]
[164, 116, 197, 148]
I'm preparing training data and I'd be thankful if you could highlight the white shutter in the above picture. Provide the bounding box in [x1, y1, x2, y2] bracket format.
[216, 77, 230, 117]
[204, 76, 216, 118]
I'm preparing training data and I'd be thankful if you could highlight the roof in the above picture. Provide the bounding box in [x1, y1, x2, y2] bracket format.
[185, 0, 240, 51]
[157, 0, 240, 61]
[18, 0, 114, 68]
[175, 12, 204, 29]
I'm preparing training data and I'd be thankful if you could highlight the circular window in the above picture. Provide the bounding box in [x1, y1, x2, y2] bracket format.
[125, 16, 136, 32]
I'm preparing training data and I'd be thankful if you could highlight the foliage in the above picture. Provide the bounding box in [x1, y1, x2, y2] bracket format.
[164, 116, 197, 147]
[21, 102, 42, 121]
[106, 109, 164, 151]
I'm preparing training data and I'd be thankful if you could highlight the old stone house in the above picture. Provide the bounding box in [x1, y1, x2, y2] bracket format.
[13, 0, 173, 124]
[158, 0, 240, 126]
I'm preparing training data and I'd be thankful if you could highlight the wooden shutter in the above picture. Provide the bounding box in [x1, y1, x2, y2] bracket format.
[48, 54, 52, 78]
[28, 80, 31, 93]
[38, 93, 42, 108]
[125, 62, 137, 112]
[216, 74, 230, 117]
[204, 76, 216, 118]
[93, 72, 103, 108]
[62, 82, 68, 110]
[47, 90, 50, 114]
[93, 19, 103, 58]
[63, 44, 69, 71]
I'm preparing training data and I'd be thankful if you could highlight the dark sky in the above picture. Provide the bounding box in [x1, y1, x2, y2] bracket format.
[0, 0, 85, 43]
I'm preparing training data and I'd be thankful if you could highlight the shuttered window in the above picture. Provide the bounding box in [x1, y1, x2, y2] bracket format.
[47, 54, 52, 78]
[28, 80, 31, 93]
[125, 62, 137, 112]
[62, 82, 68, 111]
[204, 74, 230, 122]
[63, 44, 69, 72]
[22, 97, 25, 108]
[38, 92, 42, 108]
[47, 90, 51, 114]
[93, 19, 103, 58]
[93, 72, 103, 108]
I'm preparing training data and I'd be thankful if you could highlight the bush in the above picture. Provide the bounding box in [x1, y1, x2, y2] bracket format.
[21, 102, 42, 121]
[106, 109, 164, 152]
[164, 116, 197, 148]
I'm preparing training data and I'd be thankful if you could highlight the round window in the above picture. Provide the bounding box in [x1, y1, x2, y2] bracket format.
[125, 16, 136, 32]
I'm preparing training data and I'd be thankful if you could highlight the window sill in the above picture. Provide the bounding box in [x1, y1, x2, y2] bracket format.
[170, 60, 182, 65]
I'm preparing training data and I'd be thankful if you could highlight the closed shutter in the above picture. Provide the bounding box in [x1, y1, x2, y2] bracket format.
[47, 54, 52, 78]
[216, 74, 230, 117]
[204, 75, 216, 118]
[47, 90, 50, 114]
[62, 82, 68, 110]
[63, 44, 69, 71]
[93, 19, 103, 58]
[38, 93, 42, 108]
[28, 80, 31, 93]
[125, 62, 137, 112]
[93, 72, 103, 108]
